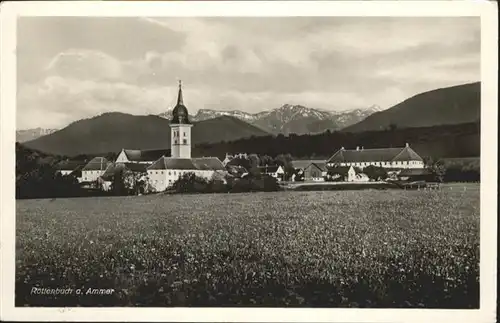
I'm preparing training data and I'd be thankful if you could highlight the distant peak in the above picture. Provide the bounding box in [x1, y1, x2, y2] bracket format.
[368, 104, 383, 112]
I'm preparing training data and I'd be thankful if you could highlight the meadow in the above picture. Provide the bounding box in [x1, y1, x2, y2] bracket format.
[16, 186, 480, 307]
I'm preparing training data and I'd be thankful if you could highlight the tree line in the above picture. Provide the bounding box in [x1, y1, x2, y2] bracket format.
[169, 172, 281, 195]
[195, 122, 480, 160]
[16, 143, 86, 199]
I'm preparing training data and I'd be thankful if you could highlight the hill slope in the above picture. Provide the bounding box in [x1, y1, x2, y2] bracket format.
[344, 82, 480, 132]
[23, 112, 269, 156]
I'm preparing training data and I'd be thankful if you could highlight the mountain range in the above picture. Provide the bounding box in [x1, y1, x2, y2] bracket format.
[159, 104, 382, 135]
[19, 82, 480, 157]
[18, 105, 378, 143]
[16, 128, 58, 143]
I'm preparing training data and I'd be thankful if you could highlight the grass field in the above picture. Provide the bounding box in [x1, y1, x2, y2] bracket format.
[16, 187, 480, 308]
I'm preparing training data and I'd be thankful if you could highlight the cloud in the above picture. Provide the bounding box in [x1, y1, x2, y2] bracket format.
[17, 17, 480, 129]
[44, 49, 125, 81]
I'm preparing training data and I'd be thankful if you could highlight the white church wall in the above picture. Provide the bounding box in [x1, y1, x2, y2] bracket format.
[146, 169, 217, 192]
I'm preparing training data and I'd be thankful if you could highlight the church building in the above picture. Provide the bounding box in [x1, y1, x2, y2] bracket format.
[145, 81, 226, 192]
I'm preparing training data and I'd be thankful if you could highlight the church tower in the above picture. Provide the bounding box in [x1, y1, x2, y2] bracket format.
[170, 80, 193, 159]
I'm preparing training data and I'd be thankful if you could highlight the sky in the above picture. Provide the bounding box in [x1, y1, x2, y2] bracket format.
[16, 17, 480, 130]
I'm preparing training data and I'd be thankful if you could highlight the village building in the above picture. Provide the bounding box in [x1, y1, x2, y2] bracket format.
[326, 165, 359, 182]
[100, 162, 149, 192]
[258, 165, 285, 181]
[291, 160, 326, 172]
[81, 157, 113, 183]
[303, 162, 328, 181]
[54, 160, 85, 181]
[115, 149, 169, 164]
[326, 144, 425, 170]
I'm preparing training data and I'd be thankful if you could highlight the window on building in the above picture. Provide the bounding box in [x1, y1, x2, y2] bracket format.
[168, 171, 171, 175]
[174, 140, 178, 144]
[183, 139, 187, 144]
[183, 132, 186, 136]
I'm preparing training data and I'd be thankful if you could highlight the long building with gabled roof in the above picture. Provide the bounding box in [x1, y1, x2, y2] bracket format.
[326, 144, 424, 170]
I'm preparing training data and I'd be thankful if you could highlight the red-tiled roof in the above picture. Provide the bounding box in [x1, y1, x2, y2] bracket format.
[147, 157, 225, 171]
[327, 146, 423, 163]
[82, 157, 111, 171]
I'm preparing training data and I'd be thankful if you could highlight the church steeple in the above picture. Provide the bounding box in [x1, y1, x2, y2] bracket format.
[171, 79, 190, 125]
[177, 80, 184, 106]
[169, 80, 193, 159]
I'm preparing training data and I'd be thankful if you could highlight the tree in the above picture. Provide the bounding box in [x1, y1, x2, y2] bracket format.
[123, 171, 148, 195]
[293, 169, 305, 182]
[228, 156, 251, 170]
[171, 172, 209, 193]
[427, 160, 446, 182]
[111, 168, 127, 195]
[363, 165, 388, 181]
[260, 155, 274, 167]
[15, 143, 84, 199]
[248, 154, 261, 176]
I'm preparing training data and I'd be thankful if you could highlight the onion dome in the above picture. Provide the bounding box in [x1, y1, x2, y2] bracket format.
[171, 80, 190, 124]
